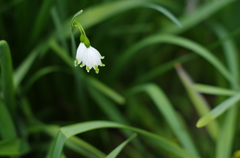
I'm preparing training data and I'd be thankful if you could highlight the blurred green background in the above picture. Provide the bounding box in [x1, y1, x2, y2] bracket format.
[0, 0, 240, 158]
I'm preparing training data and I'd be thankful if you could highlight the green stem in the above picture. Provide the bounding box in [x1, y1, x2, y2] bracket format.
[0, 98, 17, 139]
[0, 40, 16, 116]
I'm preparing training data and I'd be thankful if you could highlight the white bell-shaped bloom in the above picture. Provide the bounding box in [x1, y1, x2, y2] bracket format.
[74, 43, 104, 74]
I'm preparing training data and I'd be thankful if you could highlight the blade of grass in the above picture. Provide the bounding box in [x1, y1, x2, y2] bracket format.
[197, 92, 240, 127]
[126, 83, 199, 156]
[29, 0, 56, 44]
[209, 23, 239, 158]
[160, 0, 236, 34]
[88, 87, 154, 158]
[215, 107, 237, 158]
[43, 124, 106, 158]
[14, 42, 49, 88]
[135, 53, 196, 84]
[175, 64, 218, 140]
[19, 96, 106, 158]
[110, 35, 232, 84]
[56, 0, 181, 41]
[192, 84, 238, 96]
[49, 121, 200, 158]
[51, 7, 68, 51]
[23, 66, 69, 93]
[0, 40, 16, 116]
[0, 138, 30, 156]
[106, 133, 137, 158]
[144, 3, 182, 28]
[209, 22, 239, 88]
[87, 77, 125, 105]
[0, 98, 17, 139]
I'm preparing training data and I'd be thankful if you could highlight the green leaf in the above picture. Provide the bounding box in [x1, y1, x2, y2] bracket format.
[0, 138, 30, 156]
[23, 66, 69, 93]
[145, 3, 182, 28]
[42, 124, 106, 158]
[126, 83, 199, 156]
[161, 0, 236, 34]
[197, 92, 240, 127]
[14, 42, 49, 88]
[0, 98, 17, 140]
[135, 54, 196, 83]
[192, 84, 237, 96]
[0, 40, 16, 118]
[110, 35, 232, 84]
[209, 22, 239, 89]
[49, 121, 200, 158]
[215, 107, 237, 158]
[175, 64, 218, 140]
[209, 23, 239, 158]
[87, 77, 125, 105]
[106, 133, 137, 158]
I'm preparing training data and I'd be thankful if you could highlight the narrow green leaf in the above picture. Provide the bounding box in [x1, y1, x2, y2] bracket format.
[50, 131, 67, 158]
[192, 84, 237, 96]
[0, 98, 17, 139]
[50, 121, 200, 158]
[106, 133, 137, 158]
[209, 22, 239, 89]
[161, 0, 236, 34]
[87, 77, 125, 105]
[216, 107, 237, 158]
[175, 64, 219, 139]
[89, 88, 153, 158]
[135, 54, 196, 83]
[126, 83, 199, 156]
[197, 93, 240, 127]
[145, 3, 182, 28]
[49, 39, 73, 67]
[209, 23, 239, 158]
[23, 66, 69, 93]
[14, 43, 49, 88]
[110, 35, 232, 84]
[0, 40, 16, 116]
[42, 124, 106, 158]
[0, 138, 30, 156]
[51, 7, 68, 51]
[29, 0, 56, 44]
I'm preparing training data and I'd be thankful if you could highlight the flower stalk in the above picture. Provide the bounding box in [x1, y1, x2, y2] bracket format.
[71, 10, 104, 73]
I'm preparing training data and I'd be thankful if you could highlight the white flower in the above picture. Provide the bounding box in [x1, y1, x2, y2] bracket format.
[74, 43, 105, 73]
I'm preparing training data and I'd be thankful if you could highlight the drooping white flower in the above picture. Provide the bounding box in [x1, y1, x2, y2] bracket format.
[74, 42, 105, 74]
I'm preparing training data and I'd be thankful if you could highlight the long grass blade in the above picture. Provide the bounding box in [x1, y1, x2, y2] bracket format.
[43, 124, 106, 158]
[197, 92, 240, 127]
[161, 0, 236, 34]
[49, 121, 200, 158]
[106, 133, 137, 158]
[175, 64, 218, 140]
[192, 84, 237, 96]
[14, 43, 49, 88]
[126, 83, 199, 156]
[23, 66, 69, 93]
[0, 138, 30, 156]
[0, 98, 17, 139]
[110, 35, 232, 84]
[0, 40, 16, 116]
[209, 22, 239, 88]
[215, 107, 237, 158]
[209, 23, 239, 158]
[135, 54, 196, 83]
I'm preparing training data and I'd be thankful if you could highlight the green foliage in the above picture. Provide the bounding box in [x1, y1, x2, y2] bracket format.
[0, 0, 240, 158]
